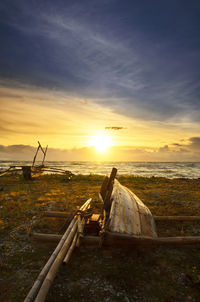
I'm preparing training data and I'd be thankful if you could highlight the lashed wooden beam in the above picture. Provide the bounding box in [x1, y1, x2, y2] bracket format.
[32, 233, 62, 242]
[154, 216, 200, 221]
[103, 231, 200, 246]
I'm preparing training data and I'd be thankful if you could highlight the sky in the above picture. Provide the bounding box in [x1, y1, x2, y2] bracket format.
[0, 0, 200, 161]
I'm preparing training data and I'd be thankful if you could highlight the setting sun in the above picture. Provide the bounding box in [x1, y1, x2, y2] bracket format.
[88, 134, 113, 153]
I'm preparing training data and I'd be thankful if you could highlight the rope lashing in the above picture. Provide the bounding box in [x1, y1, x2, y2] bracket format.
[76, 208, 93, 220]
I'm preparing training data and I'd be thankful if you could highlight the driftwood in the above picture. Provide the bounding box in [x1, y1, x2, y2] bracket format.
[24, 198, 92, 302]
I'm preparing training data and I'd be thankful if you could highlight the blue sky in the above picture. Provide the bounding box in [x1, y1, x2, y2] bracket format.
[0, 0, 200, 160]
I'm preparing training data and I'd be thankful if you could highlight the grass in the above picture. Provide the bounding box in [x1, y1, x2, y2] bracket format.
[0, 174, 200, 301]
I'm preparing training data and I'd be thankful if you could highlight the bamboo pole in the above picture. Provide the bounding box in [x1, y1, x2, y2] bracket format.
[34, 199, 92, 302]
[76, 206, 92, 248]
[63, 233, 78, 264]
[24, 219, 76, 302]
[38, 141, 45, 154]
[24, 198, 91, 302]
[34, 224, 77, 302]
[42, 145, 48, 165]
[76, 212, 87, 248]
[154, 216, 200, 221]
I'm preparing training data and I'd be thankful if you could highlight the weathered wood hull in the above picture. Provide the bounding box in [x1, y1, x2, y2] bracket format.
[105, 179, 157, 240]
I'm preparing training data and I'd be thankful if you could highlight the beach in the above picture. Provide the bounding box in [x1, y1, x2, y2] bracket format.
[1, 173, 200, 301]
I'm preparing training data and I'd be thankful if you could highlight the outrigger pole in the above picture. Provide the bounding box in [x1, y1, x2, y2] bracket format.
[32, 141, 48, 167]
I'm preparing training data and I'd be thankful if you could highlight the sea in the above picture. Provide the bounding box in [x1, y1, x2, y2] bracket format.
[0, 161, 200, 179]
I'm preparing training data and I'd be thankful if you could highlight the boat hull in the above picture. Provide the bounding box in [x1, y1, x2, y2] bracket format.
[105, 179, 157, 239]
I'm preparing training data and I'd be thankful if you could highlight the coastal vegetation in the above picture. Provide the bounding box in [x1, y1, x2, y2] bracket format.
[0, 174, 200, 301]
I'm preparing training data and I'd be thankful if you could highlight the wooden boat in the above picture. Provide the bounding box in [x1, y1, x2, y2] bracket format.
[21, 142, 47, 180]
[103, 179, 157, 244]
[100, 168, 157, 245]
